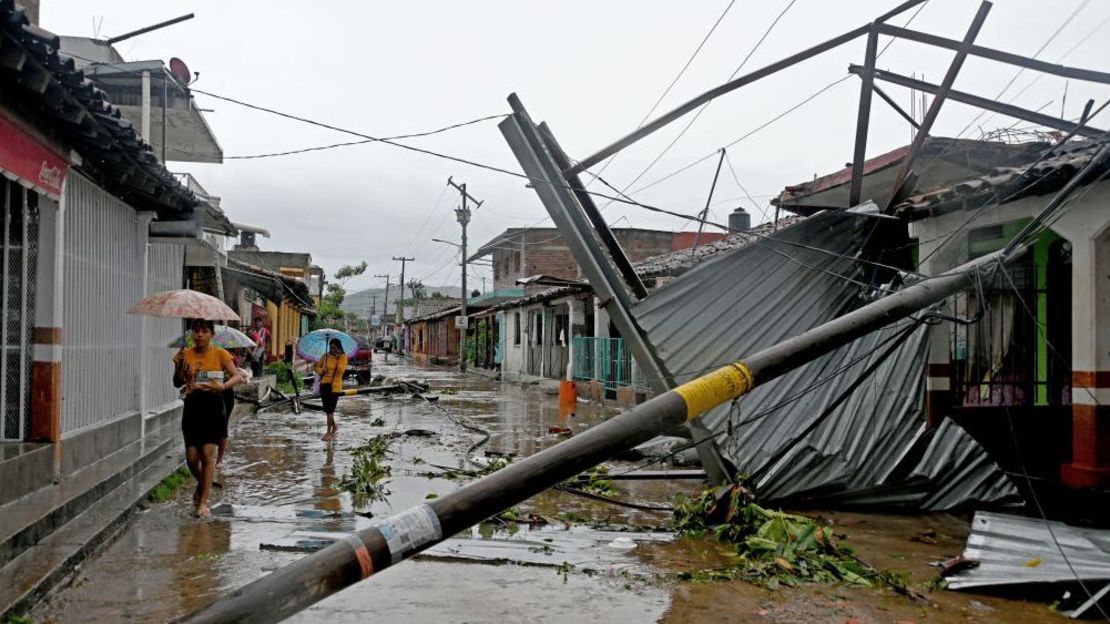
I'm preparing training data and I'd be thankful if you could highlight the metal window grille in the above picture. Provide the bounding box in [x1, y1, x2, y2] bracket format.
[1, 180, 38, 441]
[61, 174, 144, 435]
[572, 336, 630, 391]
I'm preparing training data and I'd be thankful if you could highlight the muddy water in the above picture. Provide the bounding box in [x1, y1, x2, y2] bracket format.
[34, 359, 677, 623]
[33, 358, 1071, 623]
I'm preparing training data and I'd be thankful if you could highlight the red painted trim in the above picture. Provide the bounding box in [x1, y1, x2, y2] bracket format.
[1072, 370, 1110, 388]
[33, 326, 62, 345]
[30, 361, 60, 442]
[927, 363, 952, 377]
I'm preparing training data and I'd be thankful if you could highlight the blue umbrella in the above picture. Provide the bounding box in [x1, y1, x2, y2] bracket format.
[297, 329, 358, 362]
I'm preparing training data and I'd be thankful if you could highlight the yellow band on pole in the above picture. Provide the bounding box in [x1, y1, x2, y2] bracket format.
[673, 362, 753, 421]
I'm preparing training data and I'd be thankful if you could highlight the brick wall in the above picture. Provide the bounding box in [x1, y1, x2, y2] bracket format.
[488, 228, 711, 288]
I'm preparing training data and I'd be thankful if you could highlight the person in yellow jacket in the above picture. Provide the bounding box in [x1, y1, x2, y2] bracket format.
[315, 338, 347, 441]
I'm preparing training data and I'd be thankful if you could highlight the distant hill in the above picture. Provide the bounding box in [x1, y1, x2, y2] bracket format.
[340, 285, 462, 316]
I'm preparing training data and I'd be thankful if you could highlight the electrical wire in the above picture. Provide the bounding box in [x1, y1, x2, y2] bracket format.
[621, 0, 931, 206]
[953, 0, 1095, 140]
[166, 113, 507, 160]
[601, 0, 801, 204]
[587, 0, 739, 185]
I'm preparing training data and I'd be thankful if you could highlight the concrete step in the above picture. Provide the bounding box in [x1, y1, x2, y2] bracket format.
[0, 422, 179, 571]
[0, 436, 184, 619]
[0, 443, 54, 506]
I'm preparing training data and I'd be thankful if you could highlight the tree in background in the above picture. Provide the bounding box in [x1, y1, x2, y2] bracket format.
[404, 278, 427, 315]
[315, 261, 367, 329]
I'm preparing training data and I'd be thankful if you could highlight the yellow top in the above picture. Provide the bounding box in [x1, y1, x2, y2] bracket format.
[315, 353, 347, 391]
[174, 346, 234, 395]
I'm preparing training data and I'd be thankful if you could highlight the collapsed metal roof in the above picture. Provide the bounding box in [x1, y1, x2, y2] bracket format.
[631, 211, 1019, 510]
[946, 511, 1110, 591]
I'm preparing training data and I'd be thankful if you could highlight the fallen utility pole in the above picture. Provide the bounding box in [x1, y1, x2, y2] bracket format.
[179, 133, 1108, 624]
[178, 247, 1026, 624]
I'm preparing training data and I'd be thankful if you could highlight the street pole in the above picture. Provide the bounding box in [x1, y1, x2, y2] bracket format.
[369, 293, 377, 340]
[374, 274, 390, 356]
[392, 257, 414, 351]
[179, 242, 1025, 624]
[447, 177, 482, 371]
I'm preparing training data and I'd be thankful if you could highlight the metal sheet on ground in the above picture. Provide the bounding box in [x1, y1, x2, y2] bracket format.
[946, 511, 1110, 589]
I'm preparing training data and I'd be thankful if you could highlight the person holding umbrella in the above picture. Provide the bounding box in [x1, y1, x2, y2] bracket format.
[315, 338, 347, 441]
[173, 319, 244, 517]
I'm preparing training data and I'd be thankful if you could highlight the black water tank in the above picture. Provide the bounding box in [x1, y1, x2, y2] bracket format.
[729, 207, 751, 232]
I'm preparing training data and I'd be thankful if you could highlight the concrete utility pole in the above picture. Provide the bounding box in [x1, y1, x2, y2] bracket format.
[392, 258, 414, 351]
[374, 273, 390, 340]
[447, 176, 482, 371]
[369, 294, 377, 339]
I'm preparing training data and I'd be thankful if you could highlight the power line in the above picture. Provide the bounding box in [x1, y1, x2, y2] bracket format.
[588, 0, 739, 184]
[954, 0, 1094, 139]
[602, 0, 800, 203]
[168, 114, 506, 160]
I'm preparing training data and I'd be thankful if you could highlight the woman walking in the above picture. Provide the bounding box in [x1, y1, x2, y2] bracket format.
[315, 338, 347, 441]
[174, 319, 243, 517]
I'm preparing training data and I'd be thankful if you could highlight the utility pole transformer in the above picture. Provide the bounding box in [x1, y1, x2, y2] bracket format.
[447, 176, 483, 371]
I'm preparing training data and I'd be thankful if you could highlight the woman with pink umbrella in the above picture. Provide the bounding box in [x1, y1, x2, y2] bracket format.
[131, 289, 243, 518]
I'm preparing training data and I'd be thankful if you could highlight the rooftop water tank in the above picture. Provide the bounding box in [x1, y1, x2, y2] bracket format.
[729, 207, 751, 232]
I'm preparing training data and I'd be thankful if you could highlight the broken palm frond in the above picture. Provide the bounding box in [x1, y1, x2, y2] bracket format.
[562, 465, 620, 497]
[339, 436, 392, 504]
[672, 483, 917, 595]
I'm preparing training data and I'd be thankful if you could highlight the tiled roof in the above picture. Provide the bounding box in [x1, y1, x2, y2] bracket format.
[633, 219, 797, 279]
[892, 139, 1107, 220]
[0, 1, 199, 217]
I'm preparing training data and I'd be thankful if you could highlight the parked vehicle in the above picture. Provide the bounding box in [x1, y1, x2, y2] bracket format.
[347, 336, 373, 384]
[373, 336, 394, 353]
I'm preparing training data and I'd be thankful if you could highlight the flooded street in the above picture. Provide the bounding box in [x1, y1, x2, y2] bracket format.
[33, 358, 682, 623]
[34, 358, 1070, 623]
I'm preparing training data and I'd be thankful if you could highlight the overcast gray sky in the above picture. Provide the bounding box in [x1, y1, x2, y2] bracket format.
[43, 1, 1110, 294]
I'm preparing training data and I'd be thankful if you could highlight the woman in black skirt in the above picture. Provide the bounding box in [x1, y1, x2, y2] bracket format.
[173, 319, 244, 517]
[314, 338, 347, 441]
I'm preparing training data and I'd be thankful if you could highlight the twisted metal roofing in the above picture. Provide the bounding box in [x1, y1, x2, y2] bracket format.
[631, 211, 1020, 510]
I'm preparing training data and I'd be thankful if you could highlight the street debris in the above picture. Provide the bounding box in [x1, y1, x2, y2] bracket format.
[943, 511, 1110, 617]
[670, 482, 923, 600]
[339, 435, 392, 504]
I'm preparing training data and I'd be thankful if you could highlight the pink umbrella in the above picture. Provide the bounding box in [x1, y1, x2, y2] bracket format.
[129, 289, 240, 321]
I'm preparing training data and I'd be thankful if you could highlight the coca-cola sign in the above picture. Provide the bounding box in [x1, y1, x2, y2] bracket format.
[0, 113, 68, 199]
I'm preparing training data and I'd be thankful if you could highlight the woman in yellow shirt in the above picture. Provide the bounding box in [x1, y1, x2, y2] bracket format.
[315, 338, 347, 441]
[173, 319, 244, 518]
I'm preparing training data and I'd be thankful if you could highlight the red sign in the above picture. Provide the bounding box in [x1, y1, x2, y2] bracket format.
[0, 114, 68, 199]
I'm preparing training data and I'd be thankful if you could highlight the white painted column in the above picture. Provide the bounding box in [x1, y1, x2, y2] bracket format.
[30, 185, 65, 446]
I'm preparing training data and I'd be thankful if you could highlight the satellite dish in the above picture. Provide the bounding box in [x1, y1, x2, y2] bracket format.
[169, 57, 192, 85]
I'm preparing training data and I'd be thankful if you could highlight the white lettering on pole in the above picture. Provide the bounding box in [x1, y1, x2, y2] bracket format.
[375, 504, 442, 564]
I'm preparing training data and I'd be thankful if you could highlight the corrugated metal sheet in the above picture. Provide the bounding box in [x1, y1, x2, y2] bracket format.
[631, 211, 1019, 510]
[946, 511, 1110, 589]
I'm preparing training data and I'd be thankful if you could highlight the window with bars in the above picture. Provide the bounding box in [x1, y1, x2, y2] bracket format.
[1, 180, 38, 441]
